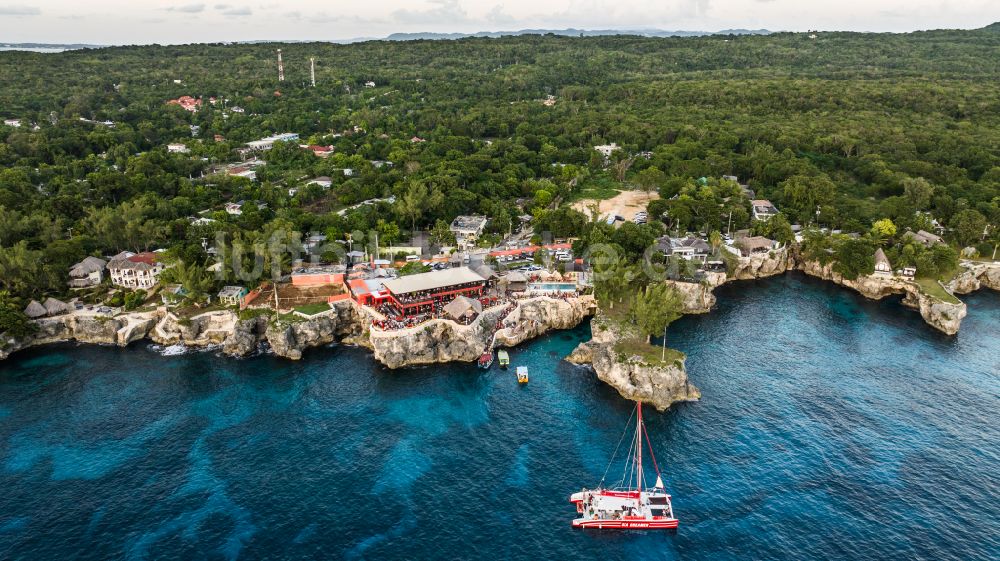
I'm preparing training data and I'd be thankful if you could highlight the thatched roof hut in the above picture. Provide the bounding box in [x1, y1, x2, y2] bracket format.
[69, 256, 107, 278]
[443, 295, 482, 321]
[24, 300, 47, 318]
[42, 297, 69, 316]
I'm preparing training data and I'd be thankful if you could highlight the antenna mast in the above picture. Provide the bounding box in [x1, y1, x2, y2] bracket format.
[277, 49, 285, 82]
[310, 57, 316, 87]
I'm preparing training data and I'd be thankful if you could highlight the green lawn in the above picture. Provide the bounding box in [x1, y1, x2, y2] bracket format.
[294, 303, 332, 316]
[565, 177, 622, 203]
[914, 277, 961, 304]
[614, 337, 686, 367]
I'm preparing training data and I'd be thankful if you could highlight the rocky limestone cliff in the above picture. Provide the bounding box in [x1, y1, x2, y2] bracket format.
[727, 247, 795, 280]
[493, 295, 596, 347]
[370, 296, 595, 369]
[1, 310, 162, 360]
[151, 310, 238, 347]
[369, 306, 508, 369]
[664, 280, 717, 314]
[567, 310, 700, 412]
[948, 261, 1000, 295]
[265, 301, 360, 360]
[799, 260, 967, 335]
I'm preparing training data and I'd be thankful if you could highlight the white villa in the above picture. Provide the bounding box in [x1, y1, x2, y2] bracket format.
[450, 215, 489, 249]
[751, 200, 779, 221]
[593, 143, 620, 158]
[107, 252, 164, 289]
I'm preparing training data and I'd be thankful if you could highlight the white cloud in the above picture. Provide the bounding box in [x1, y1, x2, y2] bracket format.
[217, 5, 251, 16]
[0, 5, 41, 16]
[165, 4, 205, 13]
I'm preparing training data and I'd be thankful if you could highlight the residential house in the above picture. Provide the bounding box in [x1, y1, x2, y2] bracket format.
[303, 233, 328, 253]
[371, 160, 393, 169]
[364, 81, 376, 88]
[230, 106, 245, 114]
[167, 143, 189, 154]
[3, 118, 21, 128]
[226, 165, 257, 181]
[751, 200, 779, 221]
[307, 176, 332, 189]
[900, 266, 916, 279]
[224, 201, 264, 215]
[218, 286, 248, 306]
[735, 236, 777, 257]
[657, 236, 712, 263]
[68, 256, 107, 288]
[108, 252, 164, 289]
[542, 95, 556, 106]
[411, 136, 426, 143]
[873, 248, 892, 276]
[903, 229, 944, 247]
[593, 143, 620, 158]
[167, 95, 201, 112]
[450, 215, 489, 249]
[303, 144, 334, 157]
[160, 284, 187, 305]
[244, 132, 299, 152]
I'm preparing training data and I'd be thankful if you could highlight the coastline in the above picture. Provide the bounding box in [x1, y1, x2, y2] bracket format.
[1, 254, 997, 414]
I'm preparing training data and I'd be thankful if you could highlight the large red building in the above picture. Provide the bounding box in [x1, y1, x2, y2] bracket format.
[376, 267, 487, 316]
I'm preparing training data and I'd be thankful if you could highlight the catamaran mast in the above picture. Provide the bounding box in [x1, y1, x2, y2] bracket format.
[637, 402, 643, 494]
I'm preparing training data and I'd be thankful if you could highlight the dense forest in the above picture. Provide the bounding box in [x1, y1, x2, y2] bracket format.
[0, 25, 998, 319]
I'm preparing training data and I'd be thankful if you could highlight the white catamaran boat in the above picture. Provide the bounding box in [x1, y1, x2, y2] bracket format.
[569, 402, 678, 529]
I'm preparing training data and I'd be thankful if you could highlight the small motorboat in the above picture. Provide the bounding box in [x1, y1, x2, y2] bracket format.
[478, 350, 494, 369]
[498, 350, 510, 369]
[569, 402, 678, 529]
[516, 366, 529, 384]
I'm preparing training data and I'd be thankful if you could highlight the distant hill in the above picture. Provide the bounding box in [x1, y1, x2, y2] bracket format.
[0, 43, 102, 51]
[383, 28, 771, 41]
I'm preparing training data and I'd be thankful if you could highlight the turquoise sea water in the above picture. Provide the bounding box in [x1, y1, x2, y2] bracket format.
[0, 273, 997, 560]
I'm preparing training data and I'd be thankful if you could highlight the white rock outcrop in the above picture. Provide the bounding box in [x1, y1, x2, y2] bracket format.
[566, 310, 700, 412]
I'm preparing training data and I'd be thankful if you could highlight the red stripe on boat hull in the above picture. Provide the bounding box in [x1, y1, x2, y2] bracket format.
[572, 518, 679, 530]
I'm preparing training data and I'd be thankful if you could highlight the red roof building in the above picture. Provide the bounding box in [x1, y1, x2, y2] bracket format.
[167, 96, 202, 112]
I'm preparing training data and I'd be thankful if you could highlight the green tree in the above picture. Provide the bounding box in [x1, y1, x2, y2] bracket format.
[902, 177, 934, 210]
[834, 238, 876, 280]
[631, 283, 684, 360]
[0, 290, 36, 339]
[871, 218, 897, 244]
[951, 209, 987, 247]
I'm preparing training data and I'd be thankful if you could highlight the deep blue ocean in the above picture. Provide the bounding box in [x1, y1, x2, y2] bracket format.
[0, 273, 997, 560]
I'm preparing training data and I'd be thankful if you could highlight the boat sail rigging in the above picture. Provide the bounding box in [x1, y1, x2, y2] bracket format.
[569, 402, 678, 529]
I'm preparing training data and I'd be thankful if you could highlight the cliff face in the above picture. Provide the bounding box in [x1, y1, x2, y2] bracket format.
[370, 296, 595, 369]
[0, 311, 162, 360]
[664, 280, 716, 314]
[727, 247, 795, 280]
[369, 307, 505, 369]
[567, 310, 700, 412]
[265, 301, 360, 360]
[493, 295, 596, 347]
[949, 261, 1000, 295]
[799, 260, 967, 335]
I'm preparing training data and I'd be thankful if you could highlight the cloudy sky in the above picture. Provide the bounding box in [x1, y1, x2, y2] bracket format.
[1, 0, 998, 44]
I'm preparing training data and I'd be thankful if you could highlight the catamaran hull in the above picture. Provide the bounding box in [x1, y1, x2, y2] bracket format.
[572, 518, 678, 529]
